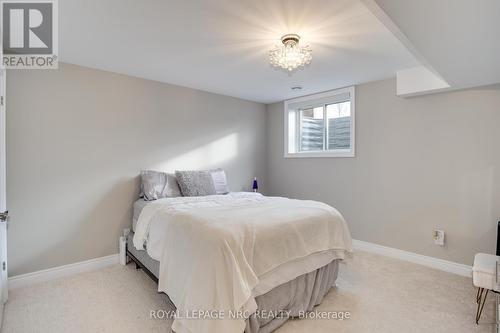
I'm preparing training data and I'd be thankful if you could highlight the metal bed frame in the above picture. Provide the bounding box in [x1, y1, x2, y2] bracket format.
[126, 244, 159, 284]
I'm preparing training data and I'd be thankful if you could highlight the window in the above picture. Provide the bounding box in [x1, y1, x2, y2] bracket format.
[284, 86, 355, 158]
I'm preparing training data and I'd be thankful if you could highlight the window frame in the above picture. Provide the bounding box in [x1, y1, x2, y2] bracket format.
[284, 86, 355, 158]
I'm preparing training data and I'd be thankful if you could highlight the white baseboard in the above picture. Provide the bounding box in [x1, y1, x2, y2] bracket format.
[8, 254, 119, 290]
[7, 240, 472, 289]
[352, 239, 472, 277]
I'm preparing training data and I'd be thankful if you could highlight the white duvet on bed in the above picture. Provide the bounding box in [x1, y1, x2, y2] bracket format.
[133, 192, 352, 333]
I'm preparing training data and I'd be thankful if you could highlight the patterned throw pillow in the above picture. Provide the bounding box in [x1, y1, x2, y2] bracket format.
[175, 170, 217, 197]
[140, 170, 182, 201]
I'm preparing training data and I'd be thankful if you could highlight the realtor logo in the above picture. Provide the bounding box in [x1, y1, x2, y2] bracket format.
[1, 0, 58, 69]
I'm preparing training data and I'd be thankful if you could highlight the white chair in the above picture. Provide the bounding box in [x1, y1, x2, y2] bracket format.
[473, 253, 500, 324]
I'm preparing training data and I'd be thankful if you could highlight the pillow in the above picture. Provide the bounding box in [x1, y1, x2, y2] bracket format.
[140, 170, 182, 201]
[175, 170, 216, 197]
[210, 169, 229, 195]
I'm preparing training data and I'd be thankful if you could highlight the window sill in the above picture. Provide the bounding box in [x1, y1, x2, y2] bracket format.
[284, 150, 355, 158]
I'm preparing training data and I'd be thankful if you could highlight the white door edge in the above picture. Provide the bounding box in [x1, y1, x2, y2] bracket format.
[0, 68, 7, 327]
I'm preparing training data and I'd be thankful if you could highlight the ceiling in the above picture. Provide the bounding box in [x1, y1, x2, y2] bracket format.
[373, 0, 500, 91]
[60, 0, 419, 103]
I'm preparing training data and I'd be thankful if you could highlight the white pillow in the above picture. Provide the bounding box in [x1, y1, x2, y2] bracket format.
[210, 169, 229, 195]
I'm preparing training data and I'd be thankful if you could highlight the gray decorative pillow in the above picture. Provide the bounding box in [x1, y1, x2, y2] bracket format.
[175, 170, 216, 197]
[140, 170, 181, 201]
[210, 169, 229, 195]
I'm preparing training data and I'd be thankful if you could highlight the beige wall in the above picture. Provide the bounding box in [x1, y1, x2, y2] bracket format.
[267, 79, 500, 265]
[6, 63, 267, 276]
[7, 65, 500, 275]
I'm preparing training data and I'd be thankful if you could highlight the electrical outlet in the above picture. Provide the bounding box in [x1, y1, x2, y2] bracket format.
[433, 230, 445, 246]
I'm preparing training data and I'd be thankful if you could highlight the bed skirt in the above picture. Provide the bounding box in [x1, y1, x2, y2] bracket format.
[245, 259, 339, 333]
[126, 234, 339, 333]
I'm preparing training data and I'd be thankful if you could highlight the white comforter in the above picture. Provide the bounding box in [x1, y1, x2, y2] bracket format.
[133, 192, 352, 333]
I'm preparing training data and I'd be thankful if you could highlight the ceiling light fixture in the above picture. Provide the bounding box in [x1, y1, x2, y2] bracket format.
[269, 34, 312, 72]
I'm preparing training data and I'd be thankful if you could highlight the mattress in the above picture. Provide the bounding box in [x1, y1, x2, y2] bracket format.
[132, 199, 149, 232]
[131, 195, 348, 297]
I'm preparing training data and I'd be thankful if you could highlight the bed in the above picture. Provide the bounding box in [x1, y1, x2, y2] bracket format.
[128, 192, 352, 333]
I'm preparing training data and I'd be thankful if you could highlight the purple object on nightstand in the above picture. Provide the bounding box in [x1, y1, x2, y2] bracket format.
[252, 177, 258, 192]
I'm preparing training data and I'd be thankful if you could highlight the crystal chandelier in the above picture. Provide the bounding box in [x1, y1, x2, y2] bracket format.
[269, 34, 312, 72]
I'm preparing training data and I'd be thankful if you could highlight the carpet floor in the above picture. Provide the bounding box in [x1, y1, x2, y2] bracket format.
[2, 251, 496, 333]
